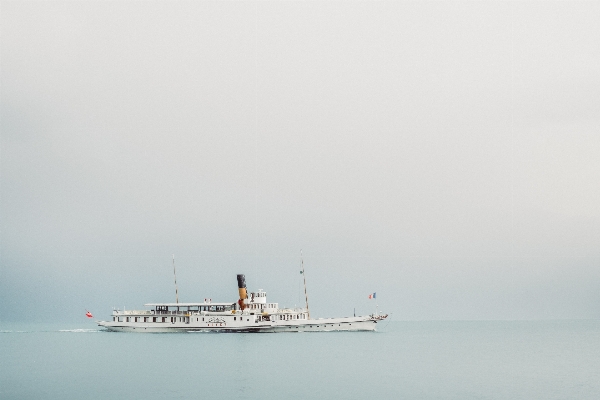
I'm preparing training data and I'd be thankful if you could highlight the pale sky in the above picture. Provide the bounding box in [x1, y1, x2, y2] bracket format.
[1, 1, 599, 322]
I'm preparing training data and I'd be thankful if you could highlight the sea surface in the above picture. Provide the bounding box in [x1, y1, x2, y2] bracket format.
[1, 320, 599, 399]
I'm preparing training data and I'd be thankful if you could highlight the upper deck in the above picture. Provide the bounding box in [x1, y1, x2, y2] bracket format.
[111, 288, 289, 318]
[113, 302, 236, 316]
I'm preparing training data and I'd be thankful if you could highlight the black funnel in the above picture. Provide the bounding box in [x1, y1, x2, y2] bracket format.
[237, 274, 246, 289]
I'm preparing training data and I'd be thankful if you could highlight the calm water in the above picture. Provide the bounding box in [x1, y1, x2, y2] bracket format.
[1, 320, 599, 399]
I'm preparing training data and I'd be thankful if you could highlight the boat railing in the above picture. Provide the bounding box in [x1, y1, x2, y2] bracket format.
[115, 310, 152, 315]
[114, 309, 235, 316]
[153, 310, 193, 315]
[279, 307, 306, 313]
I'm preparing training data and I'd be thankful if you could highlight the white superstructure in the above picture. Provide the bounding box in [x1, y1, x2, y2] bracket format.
[97, 275, 387, 333]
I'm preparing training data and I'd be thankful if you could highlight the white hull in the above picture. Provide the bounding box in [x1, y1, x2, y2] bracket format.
[97, 317, 379, 333]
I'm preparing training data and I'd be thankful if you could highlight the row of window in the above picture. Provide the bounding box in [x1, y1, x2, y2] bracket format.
[114, 314, 315, 324]
[154, 305, 234, 313]
[114, 316, 189, 323]
[192, 317, 250, 322]
[279, 314, 305, 320]
[247, 303, 276, 310]
[114, 316, 254, 323]
[283, 324, 352, 329]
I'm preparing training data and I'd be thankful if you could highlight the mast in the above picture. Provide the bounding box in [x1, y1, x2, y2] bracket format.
[301, 250, 310, 319]
[172, 254, 179, 304]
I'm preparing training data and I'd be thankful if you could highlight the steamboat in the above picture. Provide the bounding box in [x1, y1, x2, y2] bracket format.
[97, 273, 387, 333]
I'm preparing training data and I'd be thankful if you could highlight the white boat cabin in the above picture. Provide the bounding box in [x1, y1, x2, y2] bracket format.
[110, 290, 309, 326]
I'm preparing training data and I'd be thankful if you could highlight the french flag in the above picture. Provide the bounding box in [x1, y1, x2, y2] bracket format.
[368, 292, 376, 299]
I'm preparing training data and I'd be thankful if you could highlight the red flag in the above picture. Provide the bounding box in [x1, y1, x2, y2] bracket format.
[86, 311, 93, 318]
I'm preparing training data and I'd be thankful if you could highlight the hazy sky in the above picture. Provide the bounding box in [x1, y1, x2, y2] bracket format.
[1, 1, 599, 322]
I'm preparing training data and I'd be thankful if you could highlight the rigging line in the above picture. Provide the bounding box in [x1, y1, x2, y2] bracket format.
[173, 254, 179, 304]
[380, 313, 393, 332]
[301, 250, 310, 319]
